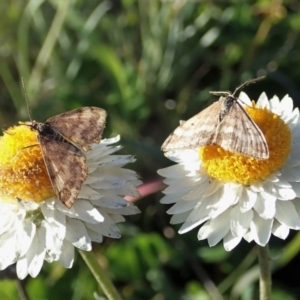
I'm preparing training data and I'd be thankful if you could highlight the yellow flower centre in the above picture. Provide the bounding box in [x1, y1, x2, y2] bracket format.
[200, 103, 291, 185]
[0, 125, 55, 203]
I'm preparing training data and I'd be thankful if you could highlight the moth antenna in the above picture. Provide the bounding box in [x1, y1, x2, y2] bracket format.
[232, 76, 266, 96]
[210, 91, 231, 97]
[20, 77, 32, 122]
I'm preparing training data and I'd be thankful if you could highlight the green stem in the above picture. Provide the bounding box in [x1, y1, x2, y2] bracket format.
[79, 250, 122, 300]
[16, 279, 30, 300]
[257, 245, 272, 300]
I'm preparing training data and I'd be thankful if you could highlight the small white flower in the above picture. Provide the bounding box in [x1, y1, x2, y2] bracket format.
[0, 129, 141, 279]
[159, 92, 300, 251]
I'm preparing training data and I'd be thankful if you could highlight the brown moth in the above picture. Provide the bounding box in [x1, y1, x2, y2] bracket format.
[161, 77, 269, 160]
[22, 107, 107, 208]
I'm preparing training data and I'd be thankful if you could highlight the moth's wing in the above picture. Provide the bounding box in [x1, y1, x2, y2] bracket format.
[161, 100, 223, 151]
[46, 107, 107, 151]
[38, 135, 88, 208]
[216, 101, 269, 159]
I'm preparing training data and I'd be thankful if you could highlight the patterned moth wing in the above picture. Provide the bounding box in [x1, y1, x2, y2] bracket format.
[45, 107, 107, 152]
[161, 96, 269, 160]
[212, 96, 269, 159]
[162, 100, 223, 150]
[26, 107, 107, 208]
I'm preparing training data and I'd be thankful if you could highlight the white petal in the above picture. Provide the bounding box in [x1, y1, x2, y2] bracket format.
[283, 148, 300, 162]
[275, 185, 297, 200]
[182, 178, 214, 200]
[28, 224, 47, 278]
[272, 220, 289, 239]
[65, 219, 92, 251]
[73, 200, 104, 223]
[17, 199, 39, 211]
[109, 213, 125, 223]
[291, 182, 300, 198]
[0, 210, 15, 236]
[292, 198, 300, 216]
[223, 232, 242, 251]
[240, 188, 257, 212]
[168, 198, 201, 214]
[99, 135, 120, 145]
[239, 91, 251, 104]
[95, 195, 133, 209]
[280, 95, 294, 119]
[286, 107, 300, 129]
[243, 231, 253, 243]
[272, 176, 293, 188]
[101, 205, 140, 215]
[44, 221, 63, 261]
[208, 184, 241, 218]
[280, 167, 300, 182]
[93, 144, 121, 157]
[292, 124, 300, 136]
[200, 179, 222, 198]
[163, 181, 195, 195]
[0, 231, 18, 270]
[161, 194, 185, 204]
[230, 205, 253, 237]
[158, 164, 190, 178]
[90, 177, 127, 189]
[109, 182, 141, 197]
[86, 220, 121, 239]
[17, 220, 36, 257]
[198, 210, 230, 246]
[250, 213, 273, 246]
[42, 202, 66, 239]
[256, 92, 270, 108]
[165, 149, 199, 164]
[179, 197, 211, 233]
[269, 95, 281, 112]
[87, 228, 104, 243]
[78, 185, 102, 200]
[265, 172, 279, 183]
[16, 256, 29, 280]
[261, 180, 277, 198]
[253, 193, 276, 219]
[170, 211, 191, 225]
[275, 200, 300, 229]
[59, 240, 74, 268]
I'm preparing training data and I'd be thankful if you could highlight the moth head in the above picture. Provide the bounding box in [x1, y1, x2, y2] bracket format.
[19, 120, 38, 130]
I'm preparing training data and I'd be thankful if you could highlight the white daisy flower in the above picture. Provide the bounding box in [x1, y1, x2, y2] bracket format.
[158, 92, 300, 251]
[0, 125, 141, 279]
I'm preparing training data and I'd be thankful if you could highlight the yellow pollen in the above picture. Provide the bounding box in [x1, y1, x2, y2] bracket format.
[200, 103, 291, 185]
[0, 125, 55, 203]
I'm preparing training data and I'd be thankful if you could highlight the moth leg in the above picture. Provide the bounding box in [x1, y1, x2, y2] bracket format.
[11, 144, 40, 161]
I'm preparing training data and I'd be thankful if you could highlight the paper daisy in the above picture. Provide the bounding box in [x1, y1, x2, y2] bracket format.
[0, 125, 141, 279]
[158, 92, 300, 251]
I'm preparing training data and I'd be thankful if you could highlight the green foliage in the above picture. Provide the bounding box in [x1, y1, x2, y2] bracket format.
[1, 0, 300, 299]
[0, 281, 20, 300]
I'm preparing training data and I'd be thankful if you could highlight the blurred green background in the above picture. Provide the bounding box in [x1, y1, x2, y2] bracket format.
[1, 0, 300, 299]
